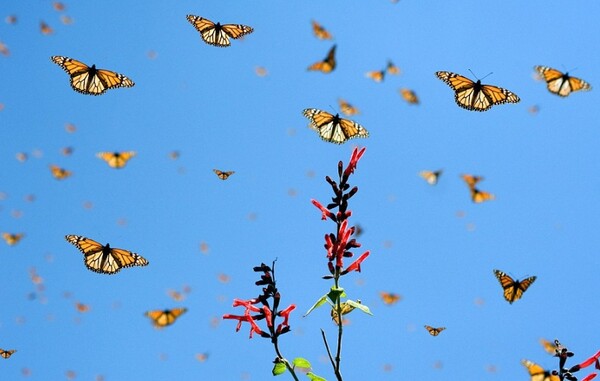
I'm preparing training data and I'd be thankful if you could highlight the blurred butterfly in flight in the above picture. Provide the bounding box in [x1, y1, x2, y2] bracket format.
[145, 308, 188, 328]
[307, 45, 336, 73]
[311, 20, 333, 40]
[534, 66, 591, 97]
[424, 325, 446, 336]
[97, 151, 136, 169]
[213, 169, 235, 180]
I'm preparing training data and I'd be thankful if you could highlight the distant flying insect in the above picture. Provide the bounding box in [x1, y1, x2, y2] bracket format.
[400, 88, 419, 104]
[75, 302, 90, 313]
[493, 269, 536, 304]
[0, 349, 16, 359]
[435, 71, 520, 111]
[386, 60, 400, 75]
[303, 108, 369, 144]
[5, 15, 17, 25]
[311, 20, 332, 40]
[2, 233, 24, 246]
[186, 15, 253, 47]
[196, 352, 209, 362]
[61, 146, 74, 156]
[338, 98, 360, 116]
[307, 45, 336, 73]
[424, 325, 446, 336]
[53, 2, 66, 11]
[534, 66, 591, 97]
[470, 187, 495, 203]
[60, 15, 73, 25]
[65, 235, 149, 275]
[50, 164, 72, 180]
[145, 308, 188, 328]
[51, 56, 135, 95]
[419, 170, 442, 185]
[254, 66, 268, 77]
[97, 151, 136, 168]
[539, 338, 558, 355]
[461, 174, 484, 188]
[521, 359, 559, 381]
[0, 41, 10, 56]
[40, 21, 53, 35]
[366, 69, 385, 83]
[213, 169, 235, 180]
[379, 292, 401, 305]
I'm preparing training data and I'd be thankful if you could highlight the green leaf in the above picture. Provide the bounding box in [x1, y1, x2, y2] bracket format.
[346, 299, 373, 316]
[326, 287, 346, 304]
[272, 362, 287, 376]
[292, 357, 312, 369]
[303, 295, 330, 317]
[306, 372, 327, 381]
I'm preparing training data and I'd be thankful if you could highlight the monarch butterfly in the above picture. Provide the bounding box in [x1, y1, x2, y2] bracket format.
[75, 302, 90, 313]
[0, 349, 16, 359]
[521, 359, 559, 381]
[470, 187, 495, 203]
[493, 269, 536, 304]
[65, 235, 149, 275]
[461, 174, 484, 189]
[424, 325, 446, 336]
[40, 21, 53, 35]
[97, 151, 136, 168]
[307, 44, 336, 73]
[303, 108, 369, 144]
[186, 15, 253, 47]
[50, 164, 72, 180]
[0, 41, 9, 56]
[311, 20, 332, 40]
[2, 232, 24, 246]
[53, 2, 66, 11]
[213, 169, 235, 180]
[400, 88, 419, 104]
[196, 352, 209, 362]
[51, 56, 134, 95]
[366, 69, 385, 83]
[61, 146, 74, 156]
[435, 71, 520, 111]
[145, 308, 188, 328]
[60, 15, 73, 25]
[386, 60, 400, 75]
[419, 170, 442, 185]
[379, 292, 401, 305]
[168, 289, 186, 302]
[338, 98, 360, 116]
[534, 66, 591, 97]
[255, 66, 268, 77]
[539, 338, 558, 355]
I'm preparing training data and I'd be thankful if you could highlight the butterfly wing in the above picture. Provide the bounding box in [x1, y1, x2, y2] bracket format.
[65, 235, 148, 274]
[338, 99, 359, 116]
[436, 71, 519, 111]
[213, 169, 234, 180]
[50, 164, 71, 179]
[0, 349, 16, 359]
[366, 70, 385, 83]
[419, 170, 441, 185]
[386, 60, 400, 75]
[308, 45, 336, 73]
[534, 66, 591, 97]
[303, 108, 369, 144]
[494, 270, 535, 303]
[186, 15, 252, 47]
[400, 88, 419, 104]
[2, 233, 23, 245]
[470, 188, 495, 203]
[97, 151, 136, 168]
[522, 359, 559, 381]
[145, 308, 188, 327]
[461, 174, 483, 188]
[311, 20, 332, 40]
[424, 325, 445, 336]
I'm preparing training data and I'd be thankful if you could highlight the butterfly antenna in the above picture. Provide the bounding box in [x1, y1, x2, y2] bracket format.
[468, 69, 478, 79]
[328, 104, 338, 114]
[480, 72, 493, 81]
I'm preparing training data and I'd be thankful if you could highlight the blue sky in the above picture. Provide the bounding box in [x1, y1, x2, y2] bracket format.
[1, 0, 600, 380]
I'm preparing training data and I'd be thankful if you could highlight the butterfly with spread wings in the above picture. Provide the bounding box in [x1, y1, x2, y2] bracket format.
[303, 108, 369, 144]
[386, 60, 400, 75]
[186, 15, 253, 47]
[522, 359, 559, 381]
[213, 169, 235, 180]
[436, 71, 520, 111]
[534, 66, 591, 97]
[366, 69, 385, 83]
[400, 88, 419, 104]
[311, 20, 332, 40]
[424, 325, 446, 336]
[461, 174, 494, 203]
[493, 269, 536, 304]
[2, 232, 24, 246]
[51, 56, 134, 95]
[307, 45, 336, 73]
[65, 235, 149, 275]
[145, 308, 188, 328]
[0, 349, 16, 359]
[419, 170, 442, 185]
[379, 292, 401, 305]
[97, 151, 136, 169]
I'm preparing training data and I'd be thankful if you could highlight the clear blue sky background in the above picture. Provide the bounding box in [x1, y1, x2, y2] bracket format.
[1, 0, 600, 380]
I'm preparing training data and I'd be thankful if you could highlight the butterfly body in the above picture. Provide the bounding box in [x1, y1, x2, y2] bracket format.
[51, 56, 134, 95]
[436, 71, 520, 111]
[65, 235, 149, 274]
[186, 15, 253, 47]
[494, 269, 536, 304]
[303, 108, 368, 144]
[534, 66, 591, 97]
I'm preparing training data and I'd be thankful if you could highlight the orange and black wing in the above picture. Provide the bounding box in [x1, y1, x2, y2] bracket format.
[311, 20, 332, 40]
[213, 169, 235, 180]
[494, 269, 536, 303]
[303, 108, 368, 144]
[308, 45, 336, 73]
[186, 15, 253, 47]
[97, 151, 136, 168]
[534, 66, 591, 97]
[424, 325, 446, 336]
[145, 308, 188, 328]
[51, 56, 134, 95]
[65, 235, 148, 274]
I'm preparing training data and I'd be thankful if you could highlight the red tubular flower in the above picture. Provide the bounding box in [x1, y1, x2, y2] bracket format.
[232, 298, 262, 313]
[263, 306, 273, 328]
[582, 374, 597, 381]
[312, 199, 336, 221]
[579, 351, 600, 369]
[343, 147, 366, 178]
[276, 304, 296, 333]
[341, 251, 370, 275]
